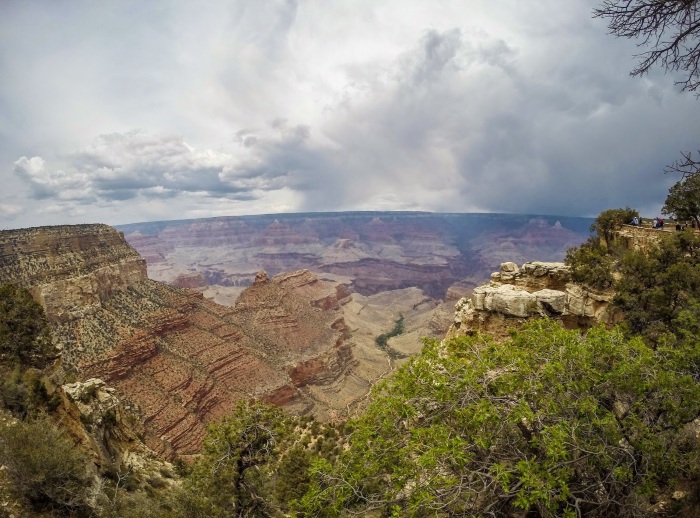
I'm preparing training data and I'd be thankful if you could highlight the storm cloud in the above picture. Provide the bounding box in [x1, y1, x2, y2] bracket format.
[1, 0, 699, 227]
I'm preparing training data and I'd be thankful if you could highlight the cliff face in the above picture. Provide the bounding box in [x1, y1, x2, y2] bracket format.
[0, 225, 359, 458]
[0, 225, 146, 324]
[447, 261, 621, 340]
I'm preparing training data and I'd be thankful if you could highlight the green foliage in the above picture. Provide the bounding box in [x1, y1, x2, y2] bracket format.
[375, 314, 406, 358]
[179, 401, 295, 517]
[0, 283, 54, 368]
[0, 367, 57, 418]
[615, 229, 700, 340]
[663, 173, 700, 227]
[298, 322, 700, 517]
[565, 207, 641, 290]
[173, 401, 346, 517]
[565, 237, 615, 289]
[0, 416, 92, 515]
[95, 491, 180, 518]
[590, 207, 638, 248]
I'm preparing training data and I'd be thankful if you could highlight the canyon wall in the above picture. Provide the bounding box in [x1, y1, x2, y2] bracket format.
[0, 217, 593, 458]
[119, 212, 591, 301]
[0, 225, 367, 458]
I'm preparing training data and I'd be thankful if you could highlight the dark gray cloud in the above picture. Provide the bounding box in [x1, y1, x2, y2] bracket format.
[226, 22, 700, 217]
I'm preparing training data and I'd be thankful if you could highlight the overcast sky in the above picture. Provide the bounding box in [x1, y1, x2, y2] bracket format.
[1, 0, 699, 229]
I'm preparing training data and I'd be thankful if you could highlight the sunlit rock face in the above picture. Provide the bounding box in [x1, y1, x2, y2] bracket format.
[118, 212, 591, 301]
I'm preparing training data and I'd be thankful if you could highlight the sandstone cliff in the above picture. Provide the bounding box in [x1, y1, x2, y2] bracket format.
[0, 225, 146, 324]
[0, 225, 360, 458]
[447, 261, 621, 340]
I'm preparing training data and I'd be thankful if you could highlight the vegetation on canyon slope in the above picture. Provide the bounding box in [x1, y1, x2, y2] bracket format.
[0, 283, 54, 369]
[375, 313, 405, 359]
[172, 210, 700, 517]
[3, 203, 700, 517]
[298, 323, 700, 517]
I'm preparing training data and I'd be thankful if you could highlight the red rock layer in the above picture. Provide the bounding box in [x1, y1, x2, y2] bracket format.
[53, 274, 355, 458]
[0, 225, 356, 458]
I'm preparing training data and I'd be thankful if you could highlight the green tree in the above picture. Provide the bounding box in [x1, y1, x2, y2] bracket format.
[0, 416, 92, 515]
[565, 236, 615, 289]
[180, 401, 293, 517]
[564, 207, 638, 290]
[0, 283, 54, 368]
[299, 322, 700, 517]
[589, 207, 638, 249]
[0, 367, 57, 418]
[662, 173, 700, 226]
[615, 229, 700, 340]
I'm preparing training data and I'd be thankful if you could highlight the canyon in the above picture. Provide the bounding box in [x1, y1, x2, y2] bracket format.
[118, 212, 591, 303]
[0, 223, 440, 458]
[0, 213, 590, 459]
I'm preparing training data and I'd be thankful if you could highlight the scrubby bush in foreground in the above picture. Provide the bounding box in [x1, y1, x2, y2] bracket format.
[0, 417, 93, 515]
[298, 322, 700, 517]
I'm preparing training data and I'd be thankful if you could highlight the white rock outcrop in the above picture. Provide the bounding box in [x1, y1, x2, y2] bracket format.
[450, 261, 619, 337]
[472, 284, 537, 318]
[63, 378, 120, 427]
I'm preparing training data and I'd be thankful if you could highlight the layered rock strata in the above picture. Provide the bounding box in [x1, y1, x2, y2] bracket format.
[118, 213, 590, 301]
[0, 224, 146, 323]
[448, 261, 620, 339]
[0, 225, 358, 458]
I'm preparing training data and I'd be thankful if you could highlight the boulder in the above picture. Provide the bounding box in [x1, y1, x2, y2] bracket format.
[498, 262, 521, 281]
[534, 289, 567, 314]
[474, 284, 537, 318]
